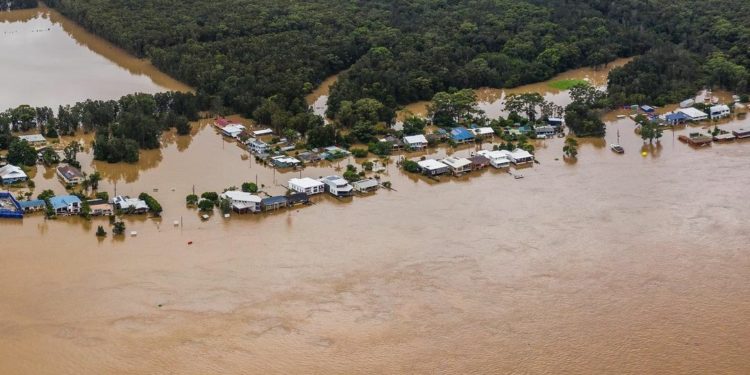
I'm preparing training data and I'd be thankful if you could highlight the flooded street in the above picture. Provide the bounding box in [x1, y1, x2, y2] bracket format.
[1, 38, 750, 374]
[0, 6, 190, 109]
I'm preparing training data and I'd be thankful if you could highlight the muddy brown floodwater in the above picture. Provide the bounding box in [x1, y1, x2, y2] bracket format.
[1, 38, 750, 375]
[0, 6, 191, 109]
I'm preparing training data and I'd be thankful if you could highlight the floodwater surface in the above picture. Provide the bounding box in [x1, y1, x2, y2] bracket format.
[1, 57, 750, 373]
[0, 6, 191, 110]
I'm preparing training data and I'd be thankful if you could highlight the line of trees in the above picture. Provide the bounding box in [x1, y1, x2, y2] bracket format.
[0, 91, 202, 163]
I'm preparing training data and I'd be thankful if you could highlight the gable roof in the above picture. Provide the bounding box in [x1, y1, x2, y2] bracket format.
[289, 177, 323, 189]
[417, 159, 448, 171]
[450, 127, 475, 141]
[403, 134, 428, 144]
[56, 165, 84, 180]
[677, 107, 708, 119]
[0, 164, 27, 180]
[221, 191, 261, 203]
[261, 196, 288, 205]
[441, 156, 472, 169]
[18, 134, 46, 143]
[49, 195, 81, 210]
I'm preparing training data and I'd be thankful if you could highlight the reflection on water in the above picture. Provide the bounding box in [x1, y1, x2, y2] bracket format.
[0, 6, 191, 109]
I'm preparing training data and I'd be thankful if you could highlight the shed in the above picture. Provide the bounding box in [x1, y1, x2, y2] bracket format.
[641, 105, 655, 113]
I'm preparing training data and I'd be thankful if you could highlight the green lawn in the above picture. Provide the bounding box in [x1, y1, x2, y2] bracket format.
[548, 79, 588, 90]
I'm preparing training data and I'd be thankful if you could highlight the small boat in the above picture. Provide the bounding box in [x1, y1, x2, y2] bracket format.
[610, 144, 625, 154]
[610, 130, 624, 154]
[616, 115, 627, 119]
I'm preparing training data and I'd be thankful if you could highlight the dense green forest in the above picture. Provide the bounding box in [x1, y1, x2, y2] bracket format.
[14, 0, 748, 142]
[3, 0, 37, 10]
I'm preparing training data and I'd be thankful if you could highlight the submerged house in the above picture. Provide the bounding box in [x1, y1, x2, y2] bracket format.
[87, 199, 114, 216]
[221, 191, 261, 213]
[286, 192, 310, 206]
[710, 104, 731, 119]
[49, 195, 82, 216]
[450, 127, 475, 143]
[417, 159, 449, 177]
[547, 117, 564, 127]
[112, 195, 149, 214]
[477, 150, 511, 168]
[470, 127, 494, 138]
[403, 134, 428, 150]
[56, 164, 85, 185]
[288, 177, 325, 195]
[261, 195, 288, 211]
[664, 112, 690, 126]
[248, 140, 270, 155]
[0, 164, 28, 185]
[352, 178, 379, 193]
[270, 155, 301, 168]
[297, 151, 322, 164]
[534, 125, 556, 138]
[677, 108, 708, 121]
[469, 155, 491, 170]
[18, 199, 45, 213]
[441, 156, 473, 176]
[508, 148, 534, 165]
[220, 124, 246, 138]
[18, 134, 47, 147]
[320, 175, 353, 197]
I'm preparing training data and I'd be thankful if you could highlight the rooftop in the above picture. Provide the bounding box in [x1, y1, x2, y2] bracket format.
[18, 134, 46, 143]
[222, 191, 262, 203]
[441, 156, 472, 169]
[289, 177, 324, 189]
[417, 159, 448, 171]
[403, 134, 428, 144]
[56, 165, 84, 180]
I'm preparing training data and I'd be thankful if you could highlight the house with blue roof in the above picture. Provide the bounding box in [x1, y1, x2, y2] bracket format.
[49, 195, 82, 216]
[664, 112, 689, 126]
[450, 127, 475, 143]
[19, 199, 46, 213]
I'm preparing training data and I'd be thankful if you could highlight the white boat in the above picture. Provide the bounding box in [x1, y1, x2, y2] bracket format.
[610, 144, 624, 154]
[616, 115, 627, 119]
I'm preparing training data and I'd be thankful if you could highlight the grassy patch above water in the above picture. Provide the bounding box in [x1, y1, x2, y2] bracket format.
[548, 79, 588, 90]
